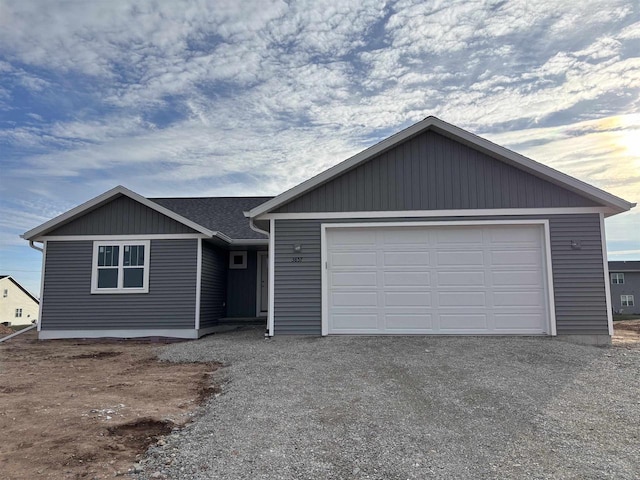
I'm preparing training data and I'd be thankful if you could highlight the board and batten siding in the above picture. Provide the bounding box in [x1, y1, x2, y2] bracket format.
[275, 131, 598, 213]
[200, 242, 227, 329]
[273, 215, 608, 335]
[41, 239, 198, 330]
[47, 195, 197, 236]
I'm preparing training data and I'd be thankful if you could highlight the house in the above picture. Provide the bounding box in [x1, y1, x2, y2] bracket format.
[22, 117, 635, 345]
[608, 261, 640, 315]
[0, 275, 39, 326]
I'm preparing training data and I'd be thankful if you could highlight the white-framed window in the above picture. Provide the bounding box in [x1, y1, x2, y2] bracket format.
[611, 273, 624, 284]
[621, 295, 634, 307]
[91, 240, 150, 294]
[229, 251, 247, 269]
[15, 308, 22, 318]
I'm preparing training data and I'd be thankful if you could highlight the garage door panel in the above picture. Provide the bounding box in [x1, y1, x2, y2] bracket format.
[494, 314, 543, 330]
[332, 314, 378, 330]
[331, 291, 377, 307]
[384, 251, 430, 266]
[326, 224, 548, 335]
[493, 291, 543, 306]
[437, 271, 485, 287]
[440, 314, 488, 329]
[491, 250, 541, 266]
[385, 314, 433, 330]
[329, 230, 376, 247]
[331, 272, 377, 287]
[385, 292, 431, 306]
[492, 270, 541, 286]
[489, 226, 539, 243]
[383, 229, 431, 246]
[439, 291, 486, 307]
[437, 251, 484, 266]
[436, 228, 484, 244]
[384, 271, 430, 287]
[331, 252, 377, 267]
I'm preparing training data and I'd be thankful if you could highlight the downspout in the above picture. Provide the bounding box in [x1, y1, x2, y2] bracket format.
[248, 217, 271, 337]
[27, 240, 44, 333]
[29, 240, 43, 252]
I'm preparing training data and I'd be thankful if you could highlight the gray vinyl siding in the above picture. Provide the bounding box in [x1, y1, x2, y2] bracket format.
[273, 214, 608, 335]
[48, 195, 198, 236]
[200, 241, 227, 328]
[226, 250, 259, 317]
[41, 239, 197, 330]
[275, 131, 598, 213]
[610, 272, 640, 314]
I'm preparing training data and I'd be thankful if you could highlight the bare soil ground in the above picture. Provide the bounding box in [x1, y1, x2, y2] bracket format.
[0, 330, 220, 480]
[613, 319, 640, 347]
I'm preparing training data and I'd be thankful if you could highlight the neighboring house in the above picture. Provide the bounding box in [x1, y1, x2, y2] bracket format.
[23, 117, 635, 345]
[0, 275, 39, 326]
[608, 261, 640, 315]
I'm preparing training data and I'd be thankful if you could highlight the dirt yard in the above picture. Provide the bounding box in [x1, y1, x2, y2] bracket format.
[0, 330, 220, 480]
[614, 318, 640, 347]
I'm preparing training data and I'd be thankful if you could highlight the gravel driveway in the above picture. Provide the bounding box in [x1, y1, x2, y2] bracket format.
[138, 329, 639, 480]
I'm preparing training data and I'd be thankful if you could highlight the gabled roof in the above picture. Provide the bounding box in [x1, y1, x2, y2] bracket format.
[22, 185, 272, 243]
[0, 275, 39, 304]
[152, 197, 273, 240]
[248, 116, 636, 218]
[22, 186, 218, 241]
[608, 261, 640, 272]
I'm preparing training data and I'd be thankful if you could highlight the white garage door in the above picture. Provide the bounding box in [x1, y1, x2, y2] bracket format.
[325, 223, 549, 335]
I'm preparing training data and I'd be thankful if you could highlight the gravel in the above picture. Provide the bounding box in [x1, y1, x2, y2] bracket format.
[137, 328, 640, 480]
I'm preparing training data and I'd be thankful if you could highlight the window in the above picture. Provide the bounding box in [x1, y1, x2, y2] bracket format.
[611, 273, 624, 284]
[2, 289, 7, 298]
[229, 251, 247, 269]
[91, 241, 150, 293]
[15, 308, 22, 318]
[621, 295, 634, 307]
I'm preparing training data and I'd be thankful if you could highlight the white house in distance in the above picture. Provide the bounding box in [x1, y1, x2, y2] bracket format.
[0, 275, 39, 326]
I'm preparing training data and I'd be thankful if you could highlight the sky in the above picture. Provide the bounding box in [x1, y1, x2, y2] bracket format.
[0, 0, 639, 296]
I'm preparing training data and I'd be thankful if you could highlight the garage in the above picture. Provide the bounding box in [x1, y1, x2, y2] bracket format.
[322, 221, 554, 335]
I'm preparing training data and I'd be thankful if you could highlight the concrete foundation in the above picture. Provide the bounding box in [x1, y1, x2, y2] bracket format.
[555, 334, 612, 346]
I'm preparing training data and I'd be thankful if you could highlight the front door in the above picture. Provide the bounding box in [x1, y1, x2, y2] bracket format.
[257, 252, 268, 316]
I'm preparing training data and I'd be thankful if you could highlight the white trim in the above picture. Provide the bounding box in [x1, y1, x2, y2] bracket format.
[260, 207, 614, 221]
[320, 225, 328, 336]
[267, 218, 275, 336]
[320, 219, 557, 337]
[248, 117, 635, 218]
[22, 185, 217, 240]
[600, 213, 614, 336]
[256, 251, 269, 317]
[38, 240, 46, 332]
[542, 220, 557, 336]
[38, 328, 199, 340]
[195, 238, 202, 331]
[90, 240, 151, 294]
[37, 233, 209, 241]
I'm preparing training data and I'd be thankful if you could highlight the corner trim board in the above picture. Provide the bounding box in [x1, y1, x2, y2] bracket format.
[38, 240, 47, 332]
[195, 237, 202, 331]
[600, 213, 614, 336]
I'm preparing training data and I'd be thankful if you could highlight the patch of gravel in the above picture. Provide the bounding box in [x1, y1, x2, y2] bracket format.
[136, 328, 640, 479]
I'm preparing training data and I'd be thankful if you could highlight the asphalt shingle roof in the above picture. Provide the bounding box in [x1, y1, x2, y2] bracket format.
[150, 197, 273, 240]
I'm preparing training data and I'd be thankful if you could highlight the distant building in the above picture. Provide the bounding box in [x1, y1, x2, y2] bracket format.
[0, 276, 39, 326]
[608, 261, 640, 315]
